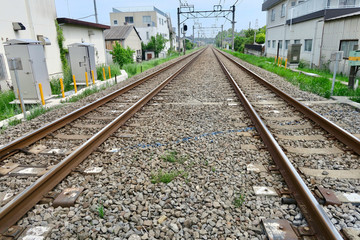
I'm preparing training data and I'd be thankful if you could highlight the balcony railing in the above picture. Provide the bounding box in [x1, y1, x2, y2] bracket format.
[287, 0, 360, 20]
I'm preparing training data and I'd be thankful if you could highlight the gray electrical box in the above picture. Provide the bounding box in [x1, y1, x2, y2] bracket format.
[68, 43, 97, 85]
[287, 44, 302, 64]
[4, 39, 52, 103]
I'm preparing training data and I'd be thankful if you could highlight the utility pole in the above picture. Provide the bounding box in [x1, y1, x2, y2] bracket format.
[177, 8, 181, 53]
[193, 25, 195, 45]
[231, 5, 235, 51]
[221, 25, 223, 48]
[93, 0, 98, 23]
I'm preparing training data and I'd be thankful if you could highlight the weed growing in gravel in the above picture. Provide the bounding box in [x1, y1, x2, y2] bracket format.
[233, 193, 245, 208]
[26, 106, 52, 120]
[98, 205, 105, 218]
[151, 170, 180, 184]
[8, 118, 22, 126]
[204, 160, 209, 166]
[211, 167, 216, 172]
[161, 151, 187, 164]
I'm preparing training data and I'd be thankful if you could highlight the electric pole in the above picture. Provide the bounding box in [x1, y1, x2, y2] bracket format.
[231, 5, 235, 51]
[93, 0, 98, 23]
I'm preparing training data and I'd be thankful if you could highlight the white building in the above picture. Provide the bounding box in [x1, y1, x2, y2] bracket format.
[110, 6, 173, 58]
[0, 0, 61, 90]
[57, 18, 109, 66]
[262, 0, 360, 74]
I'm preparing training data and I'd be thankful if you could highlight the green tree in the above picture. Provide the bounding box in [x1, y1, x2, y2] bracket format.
[145, 34, 168, 58]
[256, 33, 266, 44]
[185, 39, 194, 50]
[110, 42, 134, 67]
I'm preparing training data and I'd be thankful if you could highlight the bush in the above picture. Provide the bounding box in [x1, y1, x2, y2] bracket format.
[110, 42, 134, 67]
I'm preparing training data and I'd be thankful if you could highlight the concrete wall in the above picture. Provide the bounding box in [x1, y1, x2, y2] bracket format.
[322, 17, 360, 75]
[0, 0, 61, 90]
[60, 24, 107, 66]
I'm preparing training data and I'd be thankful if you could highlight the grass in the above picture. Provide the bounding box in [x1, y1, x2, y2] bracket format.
[0, 91, 21, 121]
[233, 193, 245, 208]
[26, 106, 52, 121]
[8, 118, 22, 126]
[350, 96, 360, 103]
[161, 151, 187, 164]
[98, 205, 104, 219]
[224, 50, 360, 100]
[64, 85, 108, 103]
[151, 170, 181, 184]
[96, 64, 122, 81]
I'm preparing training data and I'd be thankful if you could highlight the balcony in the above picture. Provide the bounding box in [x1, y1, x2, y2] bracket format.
[287, 0, 360, 20]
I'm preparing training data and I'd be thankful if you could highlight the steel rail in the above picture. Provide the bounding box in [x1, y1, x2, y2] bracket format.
[213, 49, 343, 240]
[216, 49, 360, 155]
[0, 49, 201, 160]
[0, 48, 205, 233]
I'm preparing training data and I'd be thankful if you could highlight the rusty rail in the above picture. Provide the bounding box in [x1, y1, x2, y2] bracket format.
[0, 49, 201, 160]
[0, 48, 204, 233]
[213, 49, 343, 240]
[216, 49, 360, 155]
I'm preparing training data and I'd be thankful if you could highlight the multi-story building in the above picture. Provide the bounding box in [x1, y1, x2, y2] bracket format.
[110, 6, 174, 58]
[262, 0, 360, 74]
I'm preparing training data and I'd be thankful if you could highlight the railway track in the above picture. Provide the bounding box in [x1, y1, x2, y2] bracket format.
[0, 48, 204, 234]
[0, 46, 358, 239]
[214, 48, 360, 239]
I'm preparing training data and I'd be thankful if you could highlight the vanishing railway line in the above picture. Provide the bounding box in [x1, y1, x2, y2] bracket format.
[0, 46, 359, 239]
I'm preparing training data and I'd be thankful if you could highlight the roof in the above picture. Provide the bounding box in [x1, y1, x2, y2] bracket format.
[326, 10, 360, 21]
[57, 18, 110, 30]
[112, 6, 168, 17]
[104, 26, 142, 41]
[262, 0, 283, 11]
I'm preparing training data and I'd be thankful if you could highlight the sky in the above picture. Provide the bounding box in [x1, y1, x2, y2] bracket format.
[55, 0, 266, 38]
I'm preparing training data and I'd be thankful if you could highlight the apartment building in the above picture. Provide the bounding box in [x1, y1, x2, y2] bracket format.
[262, 0, 360, 74]
[110, 6, 174, 58]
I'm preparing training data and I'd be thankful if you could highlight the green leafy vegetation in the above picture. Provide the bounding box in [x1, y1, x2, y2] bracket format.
[0, 91, 21, 120]
[64, 85, 108, 103]
[110, 42, 134, 68]
[142, 34, 168, 58]
[54, 20, 73, 95]
[96, 64, 122, 81]
[224, 50, 360, 99]
[161, 151, 187, 164]
[215, 26, 266, 52]
[8, 118, 22, 126]
[233, 193, 245, 208]
[151, 170, 181, 184]
[98, 205, 105, 219]
[26, 106, 52, 121]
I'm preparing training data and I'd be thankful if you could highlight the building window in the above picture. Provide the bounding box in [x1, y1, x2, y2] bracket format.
[125, 16, 133, 24]
[339, 40, 358, 58]
[272, 40, 276, 48]
[146, 32, 149, 40]
[268, 40, 271, 47]
[279, 40, 283, 49]
[143, 16, 151, 23]
[339, 0, 355, 7]
[294, 39, 301, 44]
[285, 40, 290, 49]
[281, 4, 286, 17]
[271, 9, 275, 21]
[0, 54, 7, 80]
[291, 1, 296, 7]
[113, 20, 118, 25]
[304, 39, 312, 51]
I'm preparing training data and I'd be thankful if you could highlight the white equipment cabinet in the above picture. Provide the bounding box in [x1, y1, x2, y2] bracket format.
[68, 43, 97, 85]
[4, 39, 52, 103]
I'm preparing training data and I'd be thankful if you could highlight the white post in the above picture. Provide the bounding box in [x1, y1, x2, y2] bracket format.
[331, 53, 340, 96]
